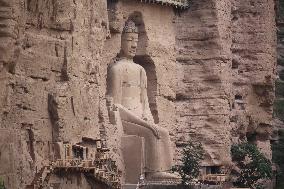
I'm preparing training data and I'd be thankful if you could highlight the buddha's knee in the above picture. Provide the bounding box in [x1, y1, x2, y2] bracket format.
[136, 127, 157, 142]
[157, 126, 170, 139]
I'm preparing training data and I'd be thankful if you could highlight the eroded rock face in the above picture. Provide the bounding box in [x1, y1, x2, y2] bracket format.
[0, 0, 109, 188]
[174, 0, 276, 167]
[175, 0, 233, 167]
[231, 0, 276, 159]
[0, 0, 177, 188]
[0, 0, 276, 188]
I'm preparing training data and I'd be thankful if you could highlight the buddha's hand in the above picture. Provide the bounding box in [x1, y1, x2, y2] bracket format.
[106, 96, 116, 110]
[151, 125, 161, 139]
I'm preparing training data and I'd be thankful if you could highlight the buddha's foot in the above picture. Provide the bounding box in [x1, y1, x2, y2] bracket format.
[146, 171, 181, 182]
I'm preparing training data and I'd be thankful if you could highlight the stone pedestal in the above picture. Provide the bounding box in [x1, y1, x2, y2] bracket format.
[122, 135, 145, 184]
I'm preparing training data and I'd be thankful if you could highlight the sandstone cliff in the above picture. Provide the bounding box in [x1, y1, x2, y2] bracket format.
[175, 0, 276, 167]
[0, 0, 277, 188]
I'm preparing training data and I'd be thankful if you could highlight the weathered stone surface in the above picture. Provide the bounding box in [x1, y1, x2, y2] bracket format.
[174, 0, 276, 167]
[0, 0, 277, 188]
[1, 0, 109, 188]
[175, 0, 232, 166]
[0, 0, 177, 188]
[231, 0, 276, 159]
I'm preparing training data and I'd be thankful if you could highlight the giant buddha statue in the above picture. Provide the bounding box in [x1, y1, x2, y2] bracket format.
[106, 20, 177, 181]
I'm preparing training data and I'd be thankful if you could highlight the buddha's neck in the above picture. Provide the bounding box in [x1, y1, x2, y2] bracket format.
[120, 57, 134, 62]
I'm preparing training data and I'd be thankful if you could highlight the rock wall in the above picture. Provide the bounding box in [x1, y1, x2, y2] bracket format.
[231, 0, 276, 159]
[0, 0, 109, 188]
[175, 0, 232, 166]
[0, 0, 177, 188]
[174, 0, 276, 166]
[0, 0, 277, 188]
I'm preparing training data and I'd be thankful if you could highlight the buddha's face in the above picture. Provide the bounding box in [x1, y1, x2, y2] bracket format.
[121, 32, 139, 58]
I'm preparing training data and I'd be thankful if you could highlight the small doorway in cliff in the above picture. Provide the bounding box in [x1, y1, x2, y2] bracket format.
[128, 12, 160, 124]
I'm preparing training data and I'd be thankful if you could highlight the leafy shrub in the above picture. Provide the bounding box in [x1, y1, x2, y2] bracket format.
[231, 143, 272, 189]
[172, 141, 204, 185]
[0, 178, 5, 189]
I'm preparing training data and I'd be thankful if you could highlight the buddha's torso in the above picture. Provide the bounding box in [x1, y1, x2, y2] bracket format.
[112, 59, 146, 118]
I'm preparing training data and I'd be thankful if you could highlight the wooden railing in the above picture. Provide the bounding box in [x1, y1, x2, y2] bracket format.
[52, 158, 121, 188]
[199, 174, 227, 184]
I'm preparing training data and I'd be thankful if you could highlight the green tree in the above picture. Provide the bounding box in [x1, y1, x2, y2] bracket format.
[172, 141, 204, 186]
[0, 178, 5, 189]
[231, 142, 272, 189]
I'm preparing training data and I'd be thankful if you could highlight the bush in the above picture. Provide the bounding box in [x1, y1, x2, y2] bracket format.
[0, 178, 5, 189]
[231, 143, 272, 189]
[172, 141, 204, 186]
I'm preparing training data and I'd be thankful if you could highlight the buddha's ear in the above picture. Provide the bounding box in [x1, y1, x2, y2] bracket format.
[117, 50, 123, 59]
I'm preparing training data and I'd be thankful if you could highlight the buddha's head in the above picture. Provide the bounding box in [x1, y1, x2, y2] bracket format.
[121, 20, 139, 59]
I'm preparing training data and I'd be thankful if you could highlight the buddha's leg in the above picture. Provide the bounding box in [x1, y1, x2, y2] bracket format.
[122, 120, 159, 172]
[156, 126, 173, 171]
[122, 121, 173, 173]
